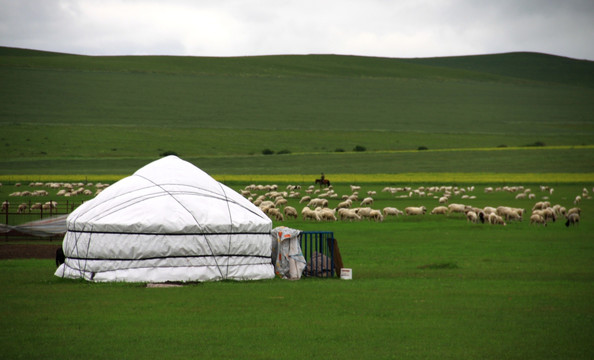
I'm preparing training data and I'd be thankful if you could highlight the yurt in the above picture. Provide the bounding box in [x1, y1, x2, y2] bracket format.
[55, 156, 275, 282]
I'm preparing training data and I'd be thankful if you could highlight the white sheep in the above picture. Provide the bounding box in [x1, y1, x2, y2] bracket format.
[307, 198, 328, 208]
[530, 214, 546, 226]
[448, 203, 467, 214]
[1, 201, 9, 211]
[567, 207, 581, 216]
[317, 208, 337, 221]
[336, 199, 352, 209]
[488, 213, 506, 226]
[438, 196, 449, 204]
[299, 196, 311, 204]
[17, 203, 27, 213]
[466, 210, 478, 223]
[405, 206, 427, 215]
[483, 206, 497, 215]
[430, 206, 448, 215]
[360, 197, 374, 206]
[369, 209, 384, 222]
[268, 208, 284, 221]
[355, 207, 373, 219]
[383, 207, 403, 217]
[301, 207, 320, 221]
[274, 198, 288, 207]
[532, 201, 550, 210]
[338, 208, 361, 221]
[283, 206, 298, 219]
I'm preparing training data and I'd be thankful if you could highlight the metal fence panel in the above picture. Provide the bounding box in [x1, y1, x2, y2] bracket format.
[299, 231, 335, 278]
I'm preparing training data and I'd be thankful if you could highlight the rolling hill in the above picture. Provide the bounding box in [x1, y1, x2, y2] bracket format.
[1, 47, 593, 176]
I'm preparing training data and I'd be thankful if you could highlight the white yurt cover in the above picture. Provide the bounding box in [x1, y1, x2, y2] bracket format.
[55, 156, 275, 282]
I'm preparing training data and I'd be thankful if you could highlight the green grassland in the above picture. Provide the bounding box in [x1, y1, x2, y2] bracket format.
[1, 47, 593, 175]
[2, 181, 593, 359]
[1, 48, 594, 359]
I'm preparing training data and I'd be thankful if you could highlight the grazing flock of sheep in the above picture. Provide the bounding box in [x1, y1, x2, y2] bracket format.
[0, 181, 587, 228]
[1, 182, 109, 214]
[240, 183, 587, 228]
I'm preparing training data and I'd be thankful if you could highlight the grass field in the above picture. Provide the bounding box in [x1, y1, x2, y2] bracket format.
[1, 47, 593, 359]
[1, 181, 593, 359]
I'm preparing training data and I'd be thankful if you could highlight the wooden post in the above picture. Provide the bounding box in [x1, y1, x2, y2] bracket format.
[328, 237, 344, 276]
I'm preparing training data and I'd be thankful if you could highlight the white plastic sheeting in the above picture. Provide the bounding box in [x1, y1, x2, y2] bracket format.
[55, 155, 275, 282]
[0, 215, 67, 237]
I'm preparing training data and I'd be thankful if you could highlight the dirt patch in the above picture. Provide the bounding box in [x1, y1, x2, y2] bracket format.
[0, 244, 59, 260]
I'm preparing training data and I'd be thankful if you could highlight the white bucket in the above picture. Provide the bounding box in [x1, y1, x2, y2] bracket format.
[340, 268, 352, 280]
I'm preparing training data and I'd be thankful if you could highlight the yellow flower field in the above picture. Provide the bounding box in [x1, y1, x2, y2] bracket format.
[214, 173, 594, 184]
[1, 172, 593, 184]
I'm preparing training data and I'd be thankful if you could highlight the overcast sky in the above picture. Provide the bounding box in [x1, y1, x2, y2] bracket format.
[1, 0, 593, 60]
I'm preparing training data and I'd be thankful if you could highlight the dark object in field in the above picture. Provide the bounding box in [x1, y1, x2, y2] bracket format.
[55, 247, 65, 267]
[315, 178, 331, 187]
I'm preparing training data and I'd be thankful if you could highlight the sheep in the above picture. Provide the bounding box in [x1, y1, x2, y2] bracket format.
[448, 203, 467, 214]
[383, 207, 403, 217]
[336, 199, 352, 209]
[488, 213, 506, 226]
[17, 203, 27, 213]
[567, 207, 581, 216]
[405, 206, 427, 215]
[267, 208, 284, 221]
[317, 208, 337, 221]
[355, 207, 373, 219]
[338, 208, 361, 221]
[283, 206, 298, 219]
[299, 196, 311, 204]
[574, 196, 581, 205]
[565, 213, 580, 227]
[360, 197, 374, 206]
[552, 204, 567, 217]
[369, 209, 384, 222]
[301, 207, 320, 221]
[532, 201, 550, 210]
[350, 185, 361, 192]
[307, 198, 328, 208]
[530, 214, 547, 226]
[274, 197, 288, 207]
[466, 210, 478, 223]
[438, 196, 449, 204]
[540, 208, 557, 222]
[1, 201, 9, 212]
[430, 206, 448, 215]
[483, 206, 497, 215]
[497, 207, 523, 221]
[30, 203, 42, 210]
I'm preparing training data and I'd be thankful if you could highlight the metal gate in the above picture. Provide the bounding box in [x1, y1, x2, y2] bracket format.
[299, 231, 338, 278]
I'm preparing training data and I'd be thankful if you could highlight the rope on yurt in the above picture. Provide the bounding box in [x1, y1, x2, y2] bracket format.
[216, 182, 234, 279]
[134, 175, 225, 280]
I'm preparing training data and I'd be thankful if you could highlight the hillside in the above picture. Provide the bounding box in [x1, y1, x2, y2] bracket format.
[2, 47, 593, 86]
[1, 47, 593, 175]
